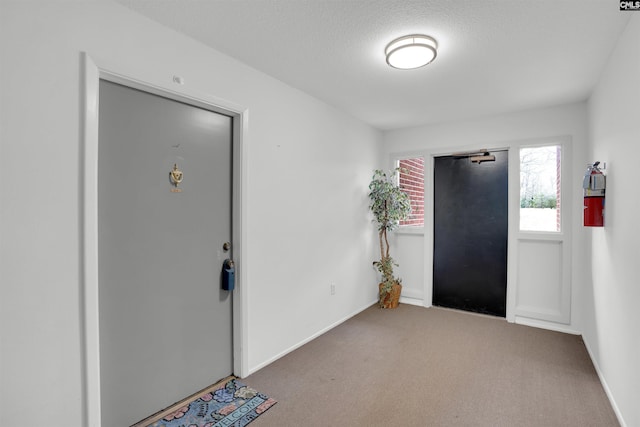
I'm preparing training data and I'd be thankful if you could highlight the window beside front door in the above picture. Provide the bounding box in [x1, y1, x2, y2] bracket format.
[397, 157, 425, 228]
[520, 145, 561, 232]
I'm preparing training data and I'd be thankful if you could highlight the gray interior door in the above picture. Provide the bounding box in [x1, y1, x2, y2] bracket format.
[433, 151, 508, 317]
[98, 80, 233, 427]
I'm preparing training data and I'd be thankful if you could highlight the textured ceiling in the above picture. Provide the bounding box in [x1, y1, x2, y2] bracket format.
[114, 0, 630, 131]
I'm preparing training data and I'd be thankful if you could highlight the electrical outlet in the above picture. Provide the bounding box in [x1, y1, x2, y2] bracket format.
[330, 284, 336, 295]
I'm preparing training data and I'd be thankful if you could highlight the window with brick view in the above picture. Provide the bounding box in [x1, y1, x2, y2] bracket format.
[398, 157, 425, 227]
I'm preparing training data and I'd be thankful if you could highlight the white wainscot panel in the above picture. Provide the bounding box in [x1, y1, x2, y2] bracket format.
[393, 233, 424, 301]
[515, 239, 570, 323]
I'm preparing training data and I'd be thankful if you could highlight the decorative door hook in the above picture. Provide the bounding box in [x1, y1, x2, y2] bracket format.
[170, 163, 183, 192]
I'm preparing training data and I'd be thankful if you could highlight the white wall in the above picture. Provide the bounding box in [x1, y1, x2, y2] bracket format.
[0, 2, 381, 426]
[382, 102, 590, 332]
[586, 15, 640, 427]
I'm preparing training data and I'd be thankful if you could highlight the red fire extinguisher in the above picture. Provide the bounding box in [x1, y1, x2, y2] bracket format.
[583, 161, 605, 227]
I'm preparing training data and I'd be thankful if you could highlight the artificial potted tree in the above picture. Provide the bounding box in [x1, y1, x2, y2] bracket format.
[368, 169, 411, 308]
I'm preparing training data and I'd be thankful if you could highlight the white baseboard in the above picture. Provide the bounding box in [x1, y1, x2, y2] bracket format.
[399, 296, 425, 307]
[582, 338, 627, 427]
[514, 316, 580, 335]
[245, 299, 377, 376]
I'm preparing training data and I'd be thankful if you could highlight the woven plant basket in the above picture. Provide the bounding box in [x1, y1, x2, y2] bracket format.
[378, 282, 402, 309]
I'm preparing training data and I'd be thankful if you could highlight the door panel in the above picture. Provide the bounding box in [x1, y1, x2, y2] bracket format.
[433, 151, 508, 317]
[98, 80, 233, 427]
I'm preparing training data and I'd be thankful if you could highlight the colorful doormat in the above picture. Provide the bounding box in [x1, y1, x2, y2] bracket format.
[145, 378, 276, 427]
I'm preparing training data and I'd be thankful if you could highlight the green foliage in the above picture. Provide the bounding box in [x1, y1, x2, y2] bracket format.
[373, 256, 396, 287]
[369, 169, 412, 233]
[373, 256, 400, 298]
[368, 169, 411, 305]
[520, 194, 557, 209]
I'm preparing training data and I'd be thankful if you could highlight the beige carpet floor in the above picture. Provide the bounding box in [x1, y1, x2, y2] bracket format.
[244, 304, 619, 427]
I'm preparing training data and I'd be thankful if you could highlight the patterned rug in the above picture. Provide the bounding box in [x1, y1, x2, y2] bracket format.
[147, 378, 276, 427]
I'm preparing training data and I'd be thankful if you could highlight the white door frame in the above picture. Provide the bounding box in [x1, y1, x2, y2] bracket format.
[81, 53, 249, 427]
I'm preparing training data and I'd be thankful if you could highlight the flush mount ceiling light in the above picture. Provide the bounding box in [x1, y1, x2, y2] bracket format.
[385, 34, 438, 70]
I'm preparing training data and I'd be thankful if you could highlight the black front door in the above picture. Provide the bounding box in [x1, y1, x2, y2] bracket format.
[433, 151, 508, 317]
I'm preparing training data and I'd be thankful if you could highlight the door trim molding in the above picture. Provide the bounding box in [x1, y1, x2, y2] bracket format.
[81, 53, 249, 427]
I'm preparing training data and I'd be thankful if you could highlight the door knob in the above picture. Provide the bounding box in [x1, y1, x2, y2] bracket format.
[223, 242, 231, 252]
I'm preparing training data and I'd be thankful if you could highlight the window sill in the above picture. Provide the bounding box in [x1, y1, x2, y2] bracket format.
[396, 226, 425, 236]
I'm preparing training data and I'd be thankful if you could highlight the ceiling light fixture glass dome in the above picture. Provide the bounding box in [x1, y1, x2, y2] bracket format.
[385, 34, 438, 70]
